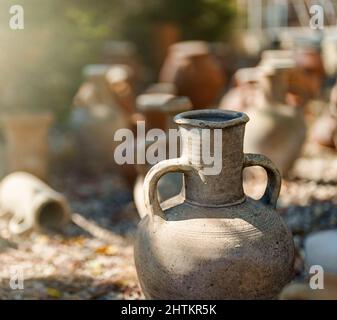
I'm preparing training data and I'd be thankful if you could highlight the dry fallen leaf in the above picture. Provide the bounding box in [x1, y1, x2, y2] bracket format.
[47, 287, 62, 299]
[95, 245, 118, 256]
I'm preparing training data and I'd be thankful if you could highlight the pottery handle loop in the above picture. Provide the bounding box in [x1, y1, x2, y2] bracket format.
[144, 158, 196, 221]
[243, 153, 281, 209]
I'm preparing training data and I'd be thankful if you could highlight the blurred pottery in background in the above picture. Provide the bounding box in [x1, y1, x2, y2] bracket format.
[244, 55, 307, 176]
[310, 83, 337, 149]
[159, 41, 225, 109]
[2, 113, 54, 181]
[220, 67, 265, 111]
[144, 83, 177, 95]
[133, 94, 192, 218]
[152, 22, 181, 69]
[135, 93, 192, 131]
[294, 48, 325, 101]
[102, 41, 142, 84]
[135, 109, 294, 299]
[105, 64, 136, 118]
[71, 64, 129, 174]
[0, 172, 71, 235]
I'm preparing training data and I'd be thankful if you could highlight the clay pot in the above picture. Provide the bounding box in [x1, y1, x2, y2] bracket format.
[136, 93, 192, 131]
[310, 84, 337, 149]
[2, 113, 53, 181]
[133, 94, 192, 218]
[145, 83, 177, 95]
[159, 41, 225, 109]
[0, 172, 71, 234]
[105, 64, 136, 117]
[244, 105, 306, 176]
[220, 67, 265, 111]
[134, 109, 294, 299]
[294, 48, 325, 100]
[244, 59, 307, 176]
[71, 64, 129, 174]
[102, 41, 142, 83]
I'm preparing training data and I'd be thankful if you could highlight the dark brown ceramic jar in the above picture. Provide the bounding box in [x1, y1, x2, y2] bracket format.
[159, 41, 225, 109]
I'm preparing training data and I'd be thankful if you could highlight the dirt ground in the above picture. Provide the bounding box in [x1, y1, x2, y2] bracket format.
[0, 143, 336, 300]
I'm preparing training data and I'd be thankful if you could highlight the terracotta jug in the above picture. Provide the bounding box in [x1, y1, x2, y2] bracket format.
[2, 113, 53, 181]
[134, 109, 294, 299]
[159, 41, 225, 109]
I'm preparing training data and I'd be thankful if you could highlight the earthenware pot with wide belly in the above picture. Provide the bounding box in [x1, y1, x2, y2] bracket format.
[159, 41, 225, 109]
[134, 109, 294, 300]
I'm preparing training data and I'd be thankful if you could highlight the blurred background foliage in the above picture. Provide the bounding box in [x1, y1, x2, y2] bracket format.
[0, 0, 235, 120]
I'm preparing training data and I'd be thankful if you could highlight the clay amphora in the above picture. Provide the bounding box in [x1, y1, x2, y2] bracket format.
[133, 94, 192, 218]
[0, 172, 71, 234]
[244, 58, 307, 176]
[71, 64, 129, 174]
[159, 41, 225, 109]
[2, 113, 53, 181]
[134, 109, 294, 300]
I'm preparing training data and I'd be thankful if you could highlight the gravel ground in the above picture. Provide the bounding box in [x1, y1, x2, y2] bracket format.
[0, 143, 336, 300]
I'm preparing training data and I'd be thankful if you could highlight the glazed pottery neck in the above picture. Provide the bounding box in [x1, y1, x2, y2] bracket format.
[175, 110, 249, 206]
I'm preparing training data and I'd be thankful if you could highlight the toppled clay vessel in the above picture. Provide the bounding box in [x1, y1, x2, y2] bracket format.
[134, 109, 294, 299]
[0, 172, 71, 234]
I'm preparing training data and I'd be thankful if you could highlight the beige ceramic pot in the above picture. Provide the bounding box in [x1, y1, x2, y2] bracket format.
[2, 113, 53, 181]
[134, 109, 294, 299]
[159, 41, 225, 109]
[220, 67, 265, 112]
[72, 64, 129, 175]
[0, 172, 71, 234]
[244, 57, 307, 176]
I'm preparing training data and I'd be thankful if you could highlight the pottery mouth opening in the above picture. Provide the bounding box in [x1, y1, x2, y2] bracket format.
[37, 201, 67, 231]
[174, 109, 249, 129]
